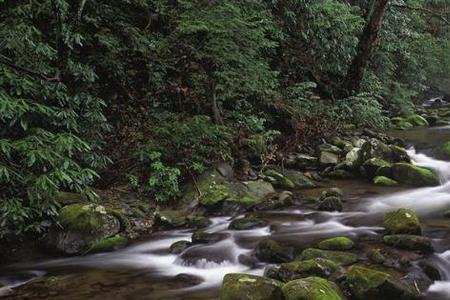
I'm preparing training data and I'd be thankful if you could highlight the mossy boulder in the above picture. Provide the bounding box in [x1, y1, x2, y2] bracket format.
[154, 209, 189, 229]
[316, 197, 343, 212]
[170, 240, 192, 254]
[318, 237, 354, 251]
[390, 163, 440, 187]
[384, 208, 421, 235]
[373, 176, 399, 187]
[277, 258, 339, 282]
[282, 276, 345, 300]
[366, 249, 386, 264]
[406, 114, 429, 127]
[297, 248, 357, 266]
[383, 235, 433, 252]
[86, 235, 128, 254]
[345, 266, 419, 300]
[229, 217, 268, 230]
[256, 240, 294, 263]
[220, 273, 284, 300]
[47, 203, 122, 254]
[264, 169, 296, 190]
[191, 230, 222, 244]
[361, 158, 391, 179]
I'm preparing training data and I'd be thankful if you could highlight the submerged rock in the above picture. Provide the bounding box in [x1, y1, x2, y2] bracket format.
[256, 240, 295, 263]
[229, 217, 268, 230]
[383, 235, 433, 252]
[390, 163, 440, 187]
[191, 231, 222, 244]
[86, 235, 128, 254]
[297, 248, 357, 266]
[220, 273, 284, 300]
[46, 203, 122, 254]
[345, 265, 419, 300]
[282, 276, 345, 300]
[170, 240, 192, 254]
[384, 208, 422, 235]
[318, 237, 354, 251]
[277, 258, 339, 282]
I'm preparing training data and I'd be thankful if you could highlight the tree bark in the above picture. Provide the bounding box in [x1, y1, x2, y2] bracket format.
[344, 0, 390, 95]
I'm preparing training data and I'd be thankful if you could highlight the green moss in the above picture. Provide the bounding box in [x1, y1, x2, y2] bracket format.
[58, 204, 109, 233]
[107, 208, 131, 231]
[86, 235, 128, 254]
[318, 237, 354, 250]
[391, 163, 440, 186]
[264, 169, 296, 190]
[406, 114, 429, 127]
[297, 248, 357, 266]
[383, 234, 433, 252]
[278, 258, 339, 282]
[282, 276, 345, 300]
[373, 176, 398, 186]
[221, 273, 284, 300]
[346, 265, 391, 296]
[384, 208, 421, 235]
[441, 141, 450, 158]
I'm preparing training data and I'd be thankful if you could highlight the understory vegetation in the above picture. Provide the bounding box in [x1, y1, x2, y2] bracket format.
[0, 0, 449, 237]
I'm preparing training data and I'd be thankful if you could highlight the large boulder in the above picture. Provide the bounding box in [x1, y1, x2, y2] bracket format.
[361, 158, 391, 179]
[277, 258, 339, 282]
[383, 235, 433, 252]
[384, 208, 422, 235]
[229, 217, 268, 230]
[282, 276, 345, 300]
[220, 273, 284, 300]
[297, 248, 358, 266]
[46, 203, 122, 254]
[345, 266, 419, 300]
[390, 163, 440, 187]
[256, 240, 295, 263]
[318, 237, 354, 251]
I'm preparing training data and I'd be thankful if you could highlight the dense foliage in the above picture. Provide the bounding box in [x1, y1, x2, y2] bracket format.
[0, 0, 449, 237]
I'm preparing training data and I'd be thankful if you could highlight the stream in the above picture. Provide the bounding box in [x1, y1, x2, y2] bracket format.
[2, 126, 450, 299]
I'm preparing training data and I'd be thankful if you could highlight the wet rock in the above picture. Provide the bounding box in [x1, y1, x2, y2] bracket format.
[318, 144, 343, 155]
[186, 216, 211, 229]
[366, 248, 386, 264]
[289, 154, 319, 170]
[345, 265, 419, 300]
[86, 235, 128, 254]
[229, 217, 268, 230]
[191, 231, 222, 244]
[277, 258, 339, 282]
[216, 163, 234, 179]
[373, 176, 399, 186]
[390, 163, 440, 187]
[220, 273, 284, 300]
[251, 191, 293, 211]
[384, 208, 422, 235]
[323, 188, 344, 198]
[319, 151, 339, 165]
[282, 276, 345, 300]
[264, 264, 282, 280]
[361, 158, 391, 179]
[46, 203, 122, 254]
[255, 240, 295, 263]
[238, 254, 259, 267]
[318, 237, 354, 251]
[282, 169, 317, 189]
[170, 240, 192, 254]
[155, 209, 189, 228]
[317, 196, 343, 212]
[342, 147, 362, 170]
[326, 169, 355, 179]
[297, 248, 358, 266]
[383, 235, 433, 252]
[331, 136, 354, 152]
[391, 146, 411, 163]
[264, 169, 296, 190]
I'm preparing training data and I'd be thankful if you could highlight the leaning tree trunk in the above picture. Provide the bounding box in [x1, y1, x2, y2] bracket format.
[344, 0, 390, 95]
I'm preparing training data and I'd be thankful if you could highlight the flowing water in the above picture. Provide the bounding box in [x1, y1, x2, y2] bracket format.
[2, 126, 450, 299]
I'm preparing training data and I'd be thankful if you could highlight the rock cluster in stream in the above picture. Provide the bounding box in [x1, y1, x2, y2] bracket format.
[219, 208, 433, 300]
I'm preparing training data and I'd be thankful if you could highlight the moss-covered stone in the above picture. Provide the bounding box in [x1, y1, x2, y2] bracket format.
[58, 203, 112, 234]
[86, 235, 128, 253]
[170, 240, 192, 254]
[154, 209, 189, 228]
[318, 237, 354, 251]
[384, 208, 421, 235]
[220, 273, 284, 300]
[361, 158, 391, 179]
[187, 216, 211, 229]
[229, 217, 268, 230]
[297, 248, 357, 266]
[191, 230, 222, 244]
[383, 234, 433, 252]
[264, 169, 296, 190]
[345, 265, 419, 300]
[277, 258, 339, 282]
[373, 176, 399, 186]
[316, 197, 343, 212]
[391, 163, 440, 187]
[282, 276, 345, 300]
[406, 114, 429, 127]
[256, 240, 294, 263]
[366, 248, 386, 264]
[439, 141, 450, 159]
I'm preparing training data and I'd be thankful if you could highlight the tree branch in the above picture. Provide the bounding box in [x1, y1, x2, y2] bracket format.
[392, 4, 450, 25]
[0, 55, 60, 82]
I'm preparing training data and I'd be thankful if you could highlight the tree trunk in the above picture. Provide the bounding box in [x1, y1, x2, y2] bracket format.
[208, 80, 223, 124]
[344, 0, 390, 95]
